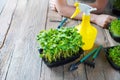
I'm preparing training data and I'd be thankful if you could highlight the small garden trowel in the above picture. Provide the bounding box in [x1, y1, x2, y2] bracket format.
[69, 45, 102, 71]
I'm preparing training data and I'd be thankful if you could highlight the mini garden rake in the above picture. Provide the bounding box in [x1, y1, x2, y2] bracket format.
[84, 45, 103, 68]
[69, 45, 103, 71]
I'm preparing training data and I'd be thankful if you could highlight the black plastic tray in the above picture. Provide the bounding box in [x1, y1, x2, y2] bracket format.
[112, 8, 120, 16]
[104, 46, 120, 71]
[38, 48, 84, 67]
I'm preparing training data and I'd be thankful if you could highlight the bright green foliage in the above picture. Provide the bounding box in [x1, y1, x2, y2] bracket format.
[37, 27, 84, 63]
[113, 0, 120, 9]
[109, 19, 120, 37]
[109, 45, 120, 67]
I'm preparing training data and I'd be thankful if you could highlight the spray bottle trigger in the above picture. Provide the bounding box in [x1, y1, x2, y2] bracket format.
[71, 7, 81, 18]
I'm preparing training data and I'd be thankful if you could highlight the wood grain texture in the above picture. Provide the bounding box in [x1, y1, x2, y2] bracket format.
[0, 0, 8, 14]
[5, 0, 49, 79]
[0, 0, 49, 80]
[0, 0, 18, 49]
[0, 0, 120, 80]
[40, 4, 64, 80]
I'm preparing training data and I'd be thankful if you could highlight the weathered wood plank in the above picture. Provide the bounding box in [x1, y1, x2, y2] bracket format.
[5, 0, 49, 79]
[64, 60, 87, 80]
[0, 0, 18, 49]
[40, 2, 64, 80]
[0, 0, 18, 79]
[0, 0, 49, 80]
[0, 43, 15, 80]
[0, 0, 8, 14]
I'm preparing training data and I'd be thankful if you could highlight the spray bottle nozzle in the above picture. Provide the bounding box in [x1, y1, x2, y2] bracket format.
[71, 2, 97, 18]
[89, 8, 97, 13]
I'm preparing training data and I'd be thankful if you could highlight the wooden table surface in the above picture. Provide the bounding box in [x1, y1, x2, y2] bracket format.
[0, 0, 120, 80]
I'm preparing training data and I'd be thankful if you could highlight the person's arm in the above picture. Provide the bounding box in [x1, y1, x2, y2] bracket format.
[55, 0, 77, 18]
[55, 0, 116, 28]
[55, 0, 108, 16]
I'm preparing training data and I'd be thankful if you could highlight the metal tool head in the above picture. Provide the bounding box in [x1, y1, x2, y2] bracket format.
[84, 61, 95, 68]
[69, 63, 78, 71]
[38, 48, 43, 54]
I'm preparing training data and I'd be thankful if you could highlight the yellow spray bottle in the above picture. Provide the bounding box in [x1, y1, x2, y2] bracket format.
[71, 2, 97, 50]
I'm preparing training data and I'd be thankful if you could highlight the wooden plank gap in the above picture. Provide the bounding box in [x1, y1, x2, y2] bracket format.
[4, 48, 15, 80]
[39, 60, 43, 78]
[84, 65, 89, 80]
[0, 45, 15, 80]
[0, 0, 8, 15]
[63, 67, 64, 80]
[0, 0, 18, 49]
[44, 3, 49, 30]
